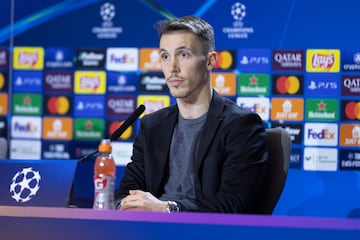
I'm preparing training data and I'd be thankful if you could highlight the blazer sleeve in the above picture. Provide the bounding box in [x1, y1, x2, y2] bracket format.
[193, 111, 269, 213]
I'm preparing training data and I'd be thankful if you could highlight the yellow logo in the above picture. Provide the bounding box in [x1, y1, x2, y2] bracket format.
[306, 49, 340, 72]
[13, 47, 44, 70]
[74, 71, 106, 94]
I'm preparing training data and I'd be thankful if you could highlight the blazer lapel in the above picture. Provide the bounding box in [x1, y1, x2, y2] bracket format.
[194, 91, 224, 171]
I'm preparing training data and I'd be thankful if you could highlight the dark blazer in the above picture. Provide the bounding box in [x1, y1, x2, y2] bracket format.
[115, 91, 268, 213]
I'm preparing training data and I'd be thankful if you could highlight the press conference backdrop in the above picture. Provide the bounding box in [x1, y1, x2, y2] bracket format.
[0, 0, 359, 218]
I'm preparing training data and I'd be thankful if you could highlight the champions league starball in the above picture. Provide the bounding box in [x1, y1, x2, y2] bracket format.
[9, 167, 41, 203]
[231, 2, 246, 21]
[100, 2, 116, 21]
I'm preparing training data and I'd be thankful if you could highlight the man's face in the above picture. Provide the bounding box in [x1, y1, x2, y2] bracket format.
[159, 31, 210, 100]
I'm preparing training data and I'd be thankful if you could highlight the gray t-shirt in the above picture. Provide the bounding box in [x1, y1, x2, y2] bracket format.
[160, 113, 206, 211]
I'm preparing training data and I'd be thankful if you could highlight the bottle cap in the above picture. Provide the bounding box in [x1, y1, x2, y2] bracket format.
[98, 139, 112, 152]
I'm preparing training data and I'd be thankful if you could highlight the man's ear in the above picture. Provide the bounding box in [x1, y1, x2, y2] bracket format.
[207, 51, 218, 70]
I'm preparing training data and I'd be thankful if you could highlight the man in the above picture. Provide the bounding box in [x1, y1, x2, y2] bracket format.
[115, 16, 268, 213]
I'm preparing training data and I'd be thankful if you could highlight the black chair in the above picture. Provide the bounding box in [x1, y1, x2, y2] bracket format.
[0, 137, 8, 159]
[251, 127, 292, 214]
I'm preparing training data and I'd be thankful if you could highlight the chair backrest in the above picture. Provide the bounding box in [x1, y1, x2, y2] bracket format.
[251, 127, 291, 214]
[0, 137, 8, 159]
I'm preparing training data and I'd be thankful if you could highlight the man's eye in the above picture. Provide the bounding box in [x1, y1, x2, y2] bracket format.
[161, 54, 169, 60]
[180, 52, 189, 58]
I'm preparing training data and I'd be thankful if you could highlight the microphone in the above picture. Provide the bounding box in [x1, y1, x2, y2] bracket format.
[67, 104, 146, 207]
[77, 104, 146, 163]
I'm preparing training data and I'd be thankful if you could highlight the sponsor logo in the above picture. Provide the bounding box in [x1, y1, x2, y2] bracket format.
[237, 97, 269, 120]
[44, 72, 73, 92]
[71, 141, 98, 159]
[238, 73, 270, 96]
[42, 141, 71, 159]
[12, 93, 42, 115]
[272, 50, 304, 71]
[42, 117, 72, 140]
[222, 2, 254, 39]
[13, 47, 44, 70]
[305, 99, 338, 121]
[305, 74, 339, 97]
[111, 142, 133, 166]
[341, 75, 360, 96]
[304, 123, 338, 146]
[306, 49, 340, 72]
[106, 48, 138, 71]
[74, 71, 106, 94]
[0, 49, 8, 68]
[76, 49, 105, 69]
[44, 95, 72, 116]
[106, 96, 136, 117]
[290, 148, 302, 169]
[92, 2, 123, 39]
[271, 98, 303, 121]
[0, 93, 8, 115]
[212, 73, 237, 96]
[74, 95, 105, 117]
[10, 139, 41, 160]
[74, 118, 104, 140]
[13, 71, 43, 92]
[339, 124, 360, 146]
[107, 72, 138, 93]
[342, 50, 360, 71]
[0, 72, 7, 91]
[303, 147, 337, 171]
[270, 123, 303, 144]
[339, 149, 360, 170]
[272, 75, 303, 95]
[139, 73, 168, 93]
[214, 50, 236, 70]
[45, 48, 74, 69]
[11, 116, 42, 139]
[237, 49, 271, 72]
[0, 116, 7, 138]
[139, 48, 161, 71]
[106, 120, 134, 141]
[137, 95, 170, 117]
[341, 100, 360, 121]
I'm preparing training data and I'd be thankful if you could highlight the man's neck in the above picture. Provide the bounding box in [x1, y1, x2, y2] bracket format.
[177, 88, 213, 119]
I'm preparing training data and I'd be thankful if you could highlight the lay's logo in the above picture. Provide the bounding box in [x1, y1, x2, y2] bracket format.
[74, 71, 106, 94]
[306, 49, 340, 72]
[13, 47, 44, 70]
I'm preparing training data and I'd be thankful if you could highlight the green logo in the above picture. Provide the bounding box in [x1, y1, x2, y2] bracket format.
[12, 93, 42, 115]
[74, 118, 104, 140]
[238, 73, 270, 96]
[306, 99, 338, 121]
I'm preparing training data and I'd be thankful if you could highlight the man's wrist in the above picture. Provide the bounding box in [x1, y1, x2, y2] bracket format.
[166, 201, 180, 213]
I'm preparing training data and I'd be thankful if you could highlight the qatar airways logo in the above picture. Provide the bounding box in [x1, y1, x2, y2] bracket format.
[272, 50, 304, 71]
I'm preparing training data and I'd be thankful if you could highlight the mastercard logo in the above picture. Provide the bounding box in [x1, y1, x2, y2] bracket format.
[275, 75, 300, 94]
[109, 121, 133, 140]
[214, 50, 234, 70]
[345, 101, 360, 120]
[46, 96, 70, 115]
[0, 73, 4, 89]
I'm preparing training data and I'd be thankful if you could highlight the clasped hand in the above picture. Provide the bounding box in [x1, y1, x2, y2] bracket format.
[119, 190, 168, 212]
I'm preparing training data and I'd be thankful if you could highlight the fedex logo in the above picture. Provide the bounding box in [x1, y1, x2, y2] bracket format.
[236, 97, 269, 120]
[304, 123, 338, 146]
[106, 48, 138, 71]
[307, 129, 335, 140]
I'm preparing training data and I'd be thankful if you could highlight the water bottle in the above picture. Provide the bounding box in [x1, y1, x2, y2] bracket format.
[93, 139, 116, 210]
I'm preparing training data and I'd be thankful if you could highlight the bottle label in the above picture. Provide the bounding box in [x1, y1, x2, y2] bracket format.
[93, 175, 115, 210]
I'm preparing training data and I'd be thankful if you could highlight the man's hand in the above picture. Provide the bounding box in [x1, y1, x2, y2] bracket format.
[119, 190, 168, 212]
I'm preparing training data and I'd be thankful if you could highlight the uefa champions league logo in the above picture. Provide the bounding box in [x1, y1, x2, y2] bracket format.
[100, 2, 116, 22]
[231, 2, 246, 21]
[9, 167, 41, 203]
